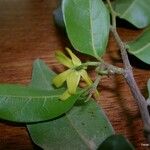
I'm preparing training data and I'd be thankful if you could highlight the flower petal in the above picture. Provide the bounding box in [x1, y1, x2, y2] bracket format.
[80, 70, 93, 86]
[59, 90, 71, 101]
[52, 69, 71, 87]
[66, 48, 81, 66]
[80, 70, 100, 97]
[55, 51, 73, 68]
[67, 70, 80, 94]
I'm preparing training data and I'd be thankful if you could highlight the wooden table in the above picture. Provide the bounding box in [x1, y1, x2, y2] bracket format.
[0, 0, 150, 150]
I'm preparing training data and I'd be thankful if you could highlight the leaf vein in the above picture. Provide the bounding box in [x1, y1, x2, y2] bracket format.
[130, 43, 150, 55]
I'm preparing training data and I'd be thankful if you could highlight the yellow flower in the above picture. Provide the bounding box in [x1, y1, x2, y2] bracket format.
[53, 48, 93, 100]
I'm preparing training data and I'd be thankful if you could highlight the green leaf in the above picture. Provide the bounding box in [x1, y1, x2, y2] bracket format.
[27, 60, 114, 149]
[0, 60, 81, 122]
[113, 0, 150, 28]
[127, 27, 150, 64]
[28, 99, 114, 150]
[62, 0, 110, 58]
[29, 59, 56, 90]
[98, 135, 134, 150]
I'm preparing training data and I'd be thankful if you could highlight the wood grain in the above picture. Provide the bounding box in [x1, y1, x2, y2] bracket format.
[0, 0, 150, 149]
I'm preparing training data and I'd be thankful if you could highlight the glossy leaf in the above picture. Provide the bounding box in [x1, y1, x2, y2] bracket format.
[29, 59, 56, 90]
[27, 60, 114, 150]
[127, 27, 150, 64]
[0, 60, 81, 122]
[113, 0, 150, 28]
[62, 0, 110, 58]
[98, 135, 134, 150]
[28, 99, 114, 150]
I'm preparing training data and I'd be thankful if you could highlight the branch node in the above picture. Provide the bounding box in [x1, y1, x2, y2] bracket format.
[107, 0, 150, 144]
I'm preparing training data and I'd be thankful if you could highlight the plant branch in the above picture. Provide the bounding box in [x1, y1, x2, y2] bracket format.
[97, 59, 124, 75]
[77, 61, 124, 75]
[107, 0, 150, 143]
[85, 75, 102, 102]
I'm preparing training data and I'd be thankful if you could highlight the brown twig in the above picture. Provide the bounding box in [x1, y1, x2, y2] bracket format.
[107, 0, 150, 143]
